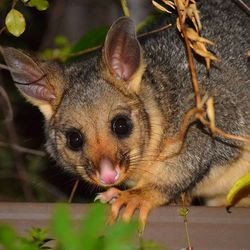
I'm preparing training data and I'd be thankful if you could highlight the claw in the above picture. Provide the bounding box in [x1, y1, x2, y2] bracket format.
[94, 187, 121, 204]
[94, 193, 105, 203]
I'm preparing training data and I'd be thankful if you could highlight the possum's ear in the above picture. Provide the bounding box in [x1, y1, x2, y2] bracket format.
[1, 47, 65, 120]
[103, 17, 144, 93]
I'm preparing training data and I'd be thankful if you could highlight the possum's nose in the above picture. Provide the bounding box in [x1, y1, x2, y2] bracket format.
[97, 157, 120, 185]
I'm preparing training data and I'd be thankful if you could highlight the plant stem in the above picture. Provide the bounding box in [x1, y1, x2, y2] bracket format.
[184, 217, 192, 249]
[175, 0, 201, 108]
[68, 179, 79, 203]
[120, 0, 130, 17]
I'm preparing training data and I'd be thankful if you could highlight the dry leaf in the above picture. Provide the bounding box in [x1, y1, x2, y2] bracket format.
[186, 3, 202, 31]
[192, 41, 218, 61]
[186, 28, 214, 45]
[175, 0, 186, 12]
[247, 50, 250, 57]
[152, 0, 172, 13]
[162, 0, 175, 9]
[176, 17, 181, 33]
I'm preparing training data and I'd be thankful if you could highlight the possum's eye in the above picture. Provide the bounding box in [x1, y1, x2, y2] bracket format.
[66, 128, 84, 151]
[111, 115, 133, 139]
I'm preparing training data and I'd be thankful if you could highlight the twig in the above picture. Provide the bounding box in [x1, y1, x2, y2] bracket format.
[11, 0, 17, 9]
[138, 23, 172, 38]
[120, 0, 130, 17]
[0, 141, 46, 156]
[0, 86, 13, 122]
[198, 115, 250, 143]
[68, 179, 79, 203]
[0, 171, 67, 201]
[175, 0, 201, 108]
[234, 0, 250, 15]
[67, 45, 101, 58]
[180, 194, 192, 250]
[0, 27, 6, 35]
[67, 24, 172, 59]
[0, 76, 34, 201]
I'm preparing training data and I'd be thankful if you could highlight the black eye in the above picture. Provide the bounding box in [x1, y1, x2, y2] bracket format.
[66, 129, 84, 151]
[111, 115, 133, 139]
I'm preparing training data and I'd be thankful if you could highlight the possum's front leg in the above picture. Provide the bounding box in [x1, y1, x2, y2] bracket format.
[95, 186, 167, 232]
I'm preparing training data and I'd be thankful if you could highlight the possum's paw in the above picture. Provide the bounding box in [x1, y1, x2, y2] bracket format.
[95, 187, 121, 204]
[95, 187, 165, 233]
[107, 189, 156, 233]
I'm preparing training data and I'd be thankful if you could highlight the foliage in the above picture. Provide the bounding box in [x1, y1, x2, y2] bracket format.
[0, 224, 49, 250]
[0, 203, 148, 250]
[4, 0, 49, 37]
[5, 9, 26, 37]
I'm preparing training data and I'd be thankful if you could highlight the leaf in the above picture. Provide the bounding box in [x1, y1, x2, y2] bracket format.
[161, 0, 175, 9]
[104, 220, 137, 250]
[54, 35, 70, 47]
[192, 41, 218, 61]
[186, 3, 202, 31]
[71, 26, 108, 53]
[51, 205, 77, 250]
[179, 207, 189, 218]
[0, 224, 16, 248]
[186, 28, 214, 45]
[175, 0, 185, 12]
[79, 203, 107, 250]
[5, 9, 26, 37]
[226, 172, 250, 209]
[140, 239, 167, 250]
[152, 0, 172, 13]
[27, 0, 49, 11]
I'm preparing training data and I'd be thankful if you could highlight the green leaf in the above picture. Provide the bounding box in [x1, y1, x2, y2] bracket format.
[29, 228, 51, 247]
[5, 9, 26, 37]
[79, 204, 107, 250]
[71, 26, 108, 53]
[0, 224, 16, 248]
[226, 172, 250, 208]
[140, 239, 168, 250]
[179, 207, 189, 218]
[104, 221, 137, 250]
[136, 15, 156, 32]
[54, 35, 70, 47]
[27, 0, 49, 11]
[51, 204, 78, 250]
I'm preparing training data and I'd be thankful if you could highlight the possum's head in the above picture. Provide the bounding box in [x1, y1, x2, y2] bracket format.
[1, 17, 163, 188]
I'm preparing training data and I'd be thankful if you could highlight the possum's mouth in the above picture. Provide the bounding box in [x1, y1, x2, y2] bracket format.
[90, 157, 127, 186]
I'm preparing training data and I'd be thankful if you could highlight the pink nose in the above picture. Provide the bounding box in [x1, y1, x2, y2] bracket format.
[99, 158, 120, 185]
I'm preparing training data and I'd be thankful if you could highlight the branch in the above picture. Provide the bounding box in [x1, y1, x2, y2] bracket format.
[176, 0, 201, 107]
[0, 141, 46, 157]
[120, 0, 130, 17]
[0, 75, 34, 201]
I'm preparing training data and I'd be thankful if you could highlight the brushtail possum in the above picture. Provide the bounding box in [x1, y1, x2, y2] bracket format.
[1, 0, 250, 229]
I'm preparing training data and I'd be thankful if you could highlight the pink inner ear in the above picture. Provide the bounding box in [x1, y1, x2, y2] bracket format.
[17, 83, 56, 102]
[2, 47, 56, 102]
[104, 17, 141, 82]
